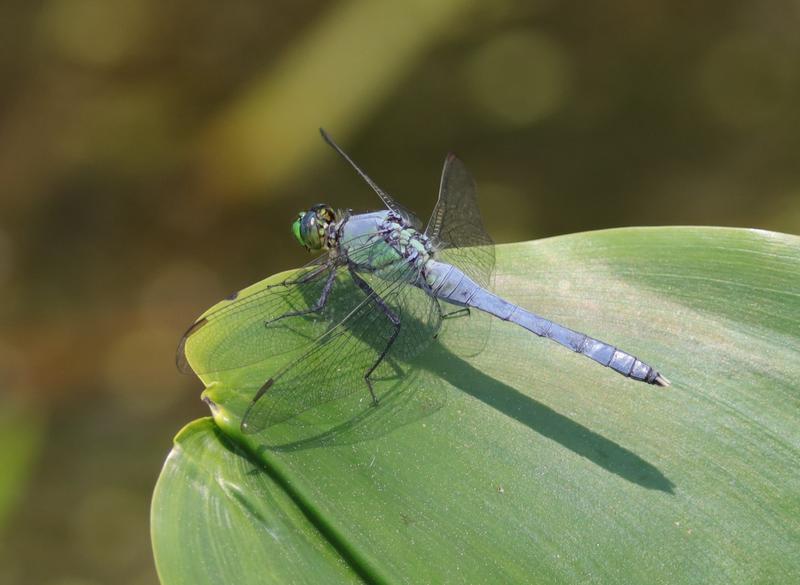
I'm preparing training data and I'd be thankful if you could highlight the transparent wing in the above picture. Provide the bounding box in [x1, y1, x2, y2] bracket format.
[425, 153, 495, 289]
[320, 128, 423, 229]
[177, 261, 338, 376]
[177, 239, 384, 376]
[425, 154, 496, 356]
[240, 259, 441, 434]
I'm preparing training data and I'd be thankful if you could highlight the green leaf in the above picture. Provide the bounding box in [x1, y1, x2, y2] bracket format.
[152, 227, 800, 584]
[151, 419, 363, 585]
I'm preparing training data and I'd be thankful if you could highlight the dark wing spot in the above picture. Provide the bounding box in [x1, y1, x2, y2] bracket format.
[226, 290, 239, 300]
[176, 317, 208, 374]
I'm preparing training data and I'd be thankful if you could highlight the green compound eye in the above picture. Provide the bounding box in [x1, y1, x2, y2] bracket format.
[293, 205, 336, 251]
[291, 214, 305, 248]
[299, 212, 321, 250]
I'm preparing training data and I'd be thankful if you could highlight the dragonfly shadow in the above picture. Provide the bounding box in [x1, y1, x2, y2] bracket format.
[416, 344, 675, 494]
[252, 344, 673, 493]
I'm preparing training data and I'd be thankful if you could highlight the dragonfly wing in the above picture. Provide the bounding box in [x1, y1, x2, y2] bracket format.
[425, 154, 496, 357]
[177, 258, 341, 376]
[319, 128, 423, 229]
[176, 233, 412, 376]
[240, 258, 441, 434]
[425, 153, 495, 289]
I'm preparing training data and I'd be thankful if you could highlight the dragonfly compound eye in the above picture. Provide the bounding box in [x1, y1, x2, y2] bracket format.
[291, 213, 308, 250]
[295, 205, 336, 251]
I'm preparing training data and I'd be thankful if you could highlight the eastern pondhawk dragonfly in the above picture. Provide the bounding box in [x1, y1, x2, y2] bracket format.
[178, 129, 669, 434]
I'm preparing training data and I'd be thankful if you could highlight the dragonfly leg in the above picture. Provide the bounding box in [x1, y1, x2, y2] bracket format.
[436, 302, 470, 319]
[348, 266, 401, 406]
[433, 301, 470, 339]
[267, 262, 329, 289]
[264, 267, 336, 327]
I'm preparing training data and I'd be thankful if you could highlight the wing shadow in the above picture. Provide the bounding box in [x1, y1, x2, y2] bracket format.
[249, 345, 674, 494]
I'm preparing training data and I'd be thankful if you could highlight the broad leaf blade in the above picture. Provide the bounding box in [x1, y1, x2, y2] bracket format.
[154, 227, 800, 584]
[151, 419, 364, 585]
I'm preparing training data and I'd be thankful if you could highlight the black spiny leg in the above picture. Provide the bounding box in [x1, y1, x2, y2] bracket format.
[265, 267, 337, 327]
[433, 300, 470, 339]
[435, 299, 470, 320]
[268, 262, 329, 289]
[348, 266, 401, 406]
[443, 308, 470, 320]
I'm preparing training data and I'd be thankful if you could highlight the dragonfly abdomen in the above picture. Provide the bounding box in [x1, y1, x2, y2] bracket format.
[425, 260, 669, 387]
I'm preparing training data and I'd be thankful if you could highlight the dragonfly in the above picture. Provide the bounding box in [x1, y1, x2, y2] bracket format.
[177, 129, 669, 434]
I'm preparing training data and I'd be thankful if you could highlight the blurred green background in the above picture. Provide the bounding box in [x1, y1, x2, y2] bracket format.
[1, 1, 799, 583]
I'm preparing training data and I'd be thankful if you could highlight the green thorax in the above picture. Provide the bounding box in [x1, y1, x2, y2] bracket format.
[338, 211, 433, 276]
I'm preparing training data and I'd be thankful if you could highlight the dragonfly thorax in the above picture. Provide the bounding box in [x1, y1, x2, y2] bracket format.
[380, 212, 435, 268]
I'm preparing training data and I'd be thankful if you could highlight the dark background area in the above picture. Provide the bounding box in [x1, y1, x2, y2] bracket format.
[1, 1, 799, 583]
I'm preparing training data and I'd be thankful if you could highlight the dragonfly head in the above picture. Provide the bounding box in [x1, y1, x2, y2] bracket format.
[292, 204, 336, 251]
